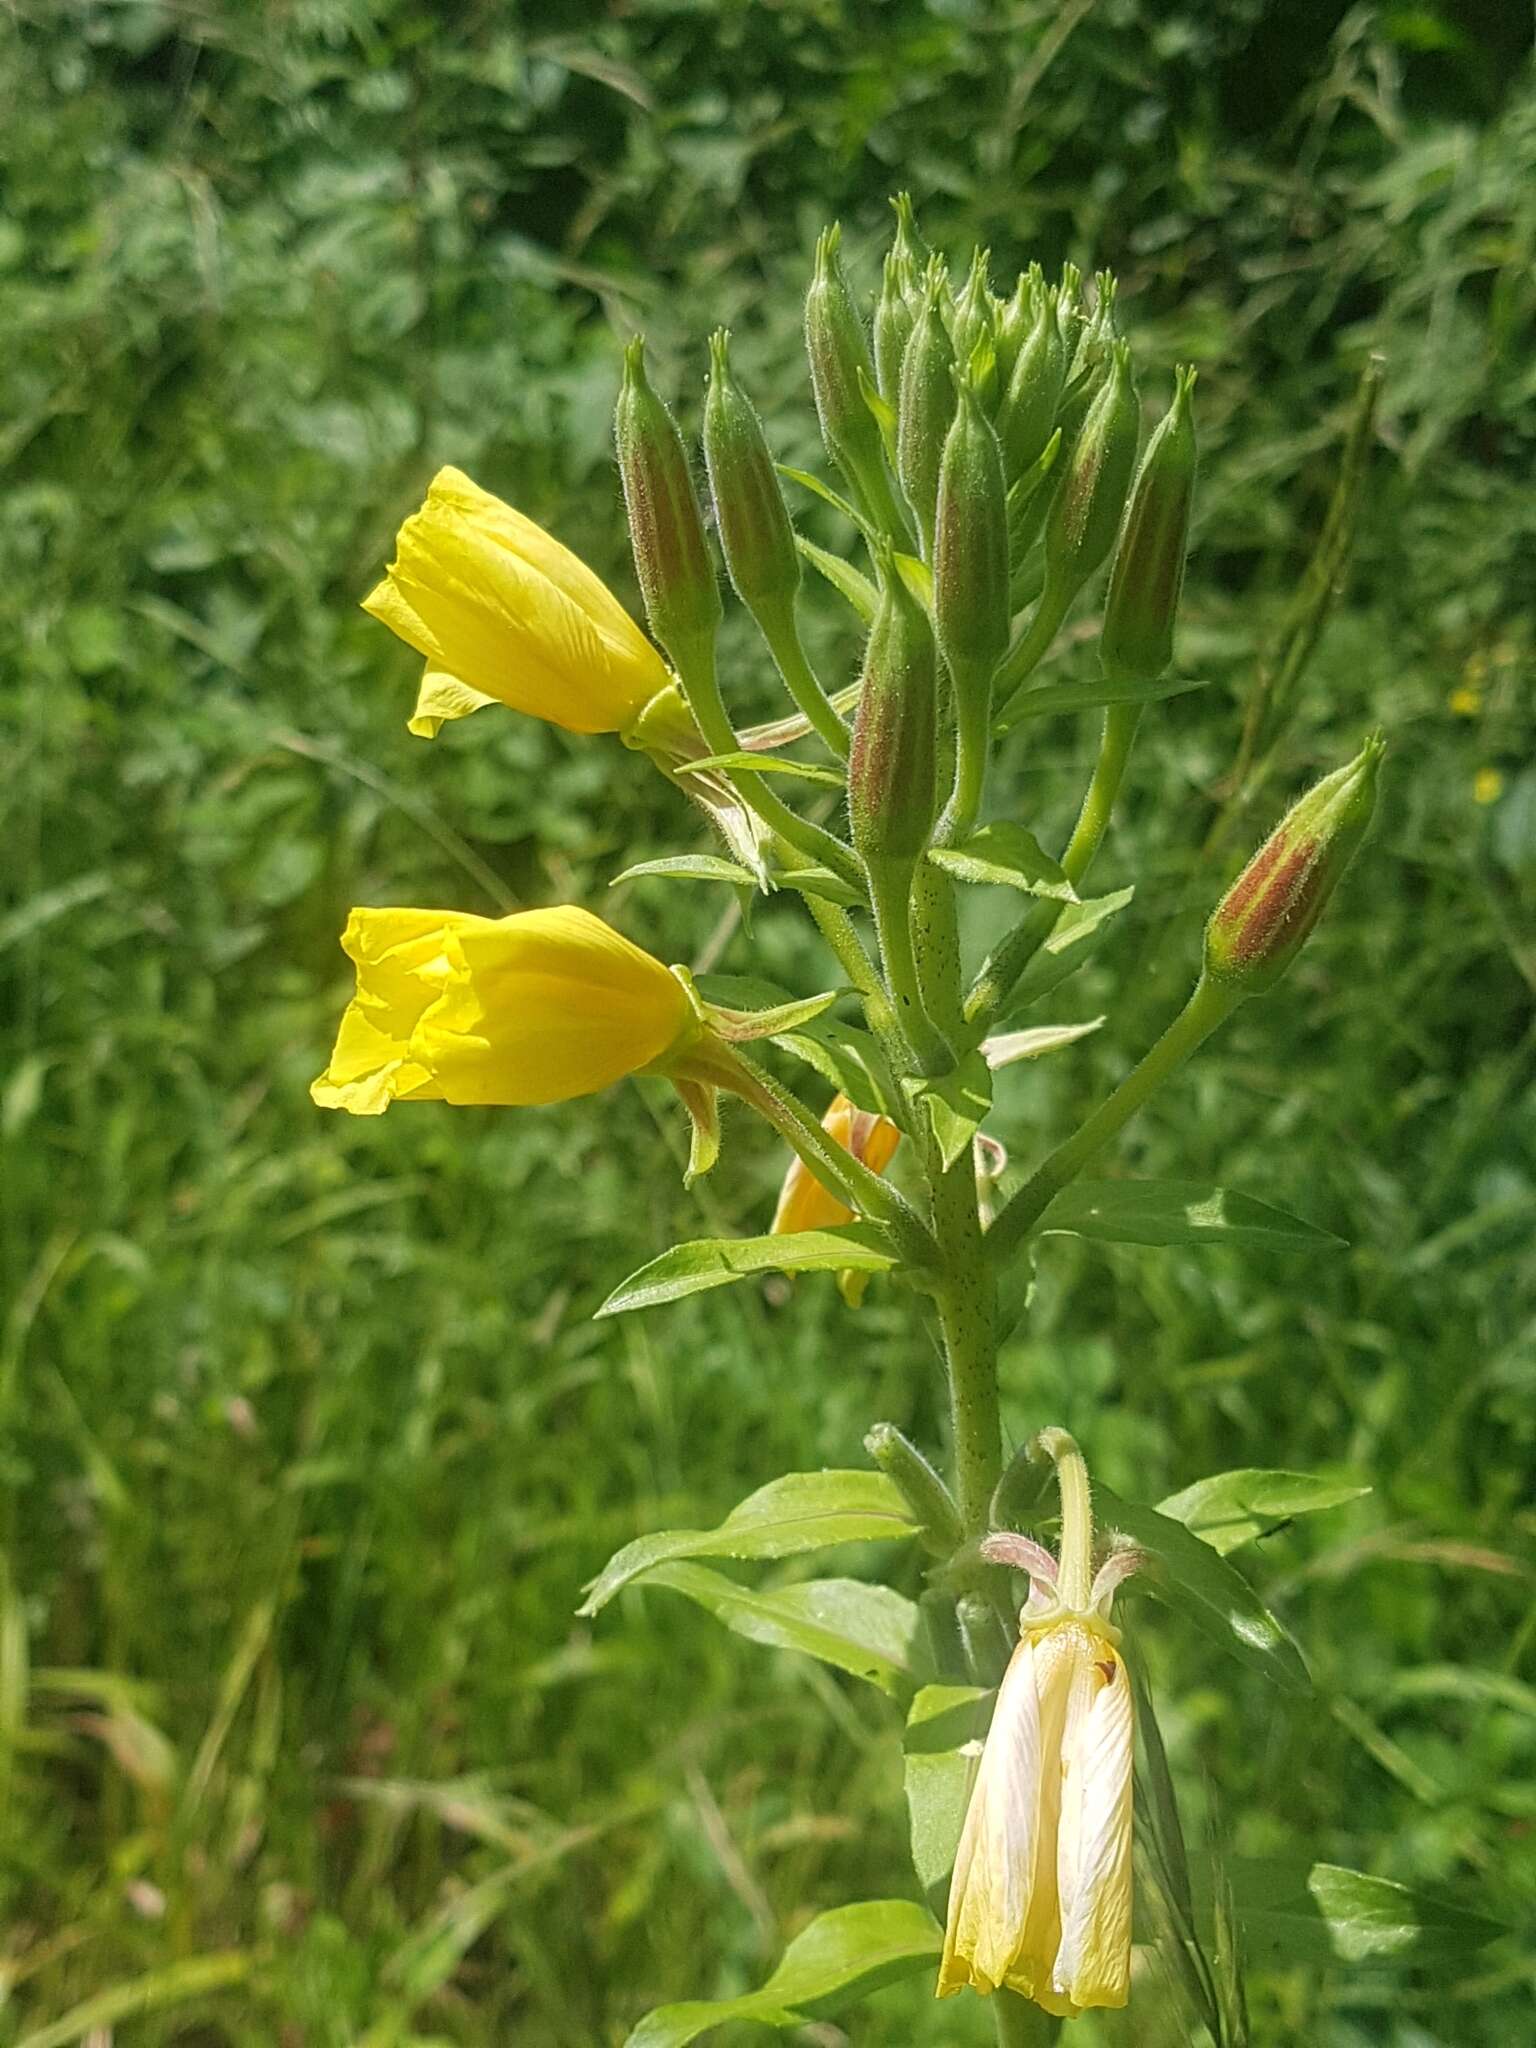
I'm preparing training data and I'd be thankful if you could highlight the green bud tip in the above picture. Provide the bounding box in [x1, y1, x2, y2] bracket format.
[1204, 734, 1385, 993]
[1100, 361, 1199, 684]
[615, 332, 720, 657]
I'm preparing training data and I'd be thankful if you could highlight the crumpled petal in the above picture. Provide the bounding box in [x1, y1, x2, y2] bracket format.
[407, 666, 499, 739]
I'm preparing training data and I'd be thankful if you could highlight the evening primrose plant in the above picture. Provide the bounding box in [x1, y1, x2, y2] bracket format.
[315, 203, 1386, 2041]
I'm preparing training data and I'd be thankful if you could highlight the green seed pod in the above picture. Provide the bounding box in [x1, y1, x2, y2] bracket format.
[702, 328, 800, 622]
[1043, 338, 1140, 607]
[935, 371, 1010, 683]
[875, 247, 918, 401]
[848, 557, 939, 866]
[614, 336, 721, 669]
[1101, 365, 1198, 683]
[896, 261, 957, 559]
[1204, 735, 1384, 994]
[805, 223, 891, 518]
[998, 283, 1066, 479]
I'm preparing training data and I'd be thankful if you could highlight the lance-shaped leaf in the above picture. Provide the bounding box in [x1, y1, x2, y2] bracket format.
[612, 854, 761, 890]
[1158, 1468, 1370, 1556]
[793, 534, 879, 621]
[703, 987, 844, 1042]
[904, 1052, 992, 1171]
[579, 1471, 921, 1617]
[1039, 1179, 1345, 1253]
[927, 824, 1078, 902]
[1093, 1484, 1311, 1692]
[904, 1683, 990, 1908]
[772, 1012, 901, 1121]
[1206, 1859, 1506, 1969]
[983, 1017, 1104, 1068]
[1002, 886, 1134, 1015]
[623, 1900, 942, 2047]
[997, 671, 1210, 732]
[597, 1226, 899, 1318]
[632, 1562, 928, 1694]
[689, 750, 846, 789]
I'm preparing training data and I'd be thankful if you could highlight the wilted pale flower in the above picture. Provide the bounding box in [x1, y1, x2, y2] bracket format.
[770, 1092, 902, 1234]
[363, 467, 670, 736]
[311, 905, 698, 1116]
[939, 1429, 1140, 2017]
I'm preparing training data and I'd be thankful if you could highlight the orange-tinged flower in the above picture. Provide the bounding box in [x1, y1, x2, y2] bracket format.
[311, 904, 697, 1116]
[770, 1093, 901, 1235]
[363, 467, 670, 736]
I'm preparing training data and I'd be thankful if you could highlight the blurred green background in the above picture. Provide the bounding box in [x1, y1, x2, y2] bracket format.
[3, 1, 1535, 2042]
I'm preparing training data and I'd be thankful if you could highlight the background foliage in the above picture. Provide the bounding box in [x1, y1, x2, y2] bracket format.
[3, 1, 1534, 2041]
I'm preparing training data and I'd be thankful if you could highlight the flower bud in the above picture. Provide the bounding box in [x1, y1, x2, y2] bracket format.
[614, 337, 721, 670]
[848, 557, 939, 867]
[890, 189, 931, 282]
[875, 248, 918, 401]
[702, 329, 800, 624]
[897, 262, 957, 558]
[949, 248, 996, 403]
[992, 269, 1039, 399]
[1043, 339, 1139, 607]
[1101, 365, 1197, 683]
[998, 283, 1066, 480]
[864, 1422, 963, 1556]
[935, 370, 1010, 685]
[805, 224, 894, 523]
[1204, 735, 1384, 993]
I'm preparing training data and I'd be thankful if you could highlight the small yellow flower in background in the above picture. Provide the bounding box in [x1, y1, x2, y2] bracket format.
[312, 904, 697, 1116]
[364, 467, 670, 736]
[1447, 685, 1481, 718]
[770, 1092, 902, 1234]
[1473, 767, 1504, 806]
[939, 1428, 1140, 2018]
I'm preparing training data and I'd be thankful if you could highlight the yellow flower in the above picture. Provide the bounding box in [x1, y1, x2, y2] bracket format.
[311, 904, 697, 1116]
[939, 1431, 1138, 2018]
[770, 1093, 902, 1234]
[1473, 766, 1504, 806]
[363, 467, 670, 735]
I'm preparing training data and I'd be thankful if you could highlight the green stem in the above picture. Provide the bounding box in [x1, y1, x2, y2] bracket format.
[993, 583, 1068, 716]
[929, 1144, 999, 1539]
[758, 599, 850, 760]
[801, 893, 910, 1093]
[987, 974, 1242, 1266]
[867, 858, 955, 1077]
[672, 636, 862, 890]
[941, 654, 995, 846]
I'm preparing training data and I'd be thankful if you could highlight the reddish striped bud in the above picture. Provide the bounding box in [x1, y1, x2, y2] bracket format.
[702, 329, 800, 623]
[897, 262, 957, 559]
[805, 224, 896, 527]
[1043, 339, 1139, 606]
[1101, 365, 1198, 683]
[614, 337, 720, 668]
[848, 555, 939, 867]
[1204, 736, 1384, 993]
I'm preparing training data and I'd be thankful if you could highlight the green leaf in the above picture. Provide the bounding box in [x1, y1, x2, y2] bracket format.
[982, 1017, 1105, 1068]
[998, 672, 1211, 732]
[777, 463, 872, 537]
[578, 1471, 920, 1617]
[690, 750, 846, 789]
[1212, 1859, 1506, 1969]
[904, 1684, 989, 1905]
[905, 1052, 992, 1171]
[635, 1562, 928, 1693]
[1092, 1485, 1311, 1692]
[596, 1227, 899, 1317]
[611, 854, 760, 889]
[1157, 1469, 1370, 1555]
[774, 864, 865, 909]
[927, 825, 1077, 901]
[622, 1900, 941, 2047]
[1039, 1180, 1346, 1253]
[1004, 887, 1134, 1013]
[794, 536, 878, 622]
[772, 1013, 901, 1121]
[892, 552, 933, 610]
[706, 987, 844, 1040]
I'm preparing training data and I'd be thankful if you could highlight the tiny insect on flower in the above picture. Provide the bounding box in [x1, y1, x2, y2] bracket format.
[363, 467, 670, 737]
[311, 905, 700, 1116]
[939, 1429, 1140, 2018]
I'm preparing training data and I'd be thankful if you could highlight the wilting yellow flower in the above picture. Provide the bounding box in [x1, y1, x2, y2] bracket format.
[939, 1430, 1139, 2018]
[770, 1093, 901, 1233]
[311, 904, 697, 1116]
[364, 467, 670, 735]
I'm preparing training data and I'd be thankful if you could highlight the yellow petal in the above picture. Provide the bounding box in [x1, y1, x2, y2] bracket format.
[407, 666, 499, 739]
[770, 1094, 902, 1236]
[363, 468, 668, 733]
[1052, 1642, 1134, 2009]
[312, 904, 694, 1115]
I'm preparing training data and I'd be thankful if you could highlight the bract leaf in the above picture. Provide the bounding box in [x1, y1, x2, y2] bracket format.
[905, 1052, 992, 1171]
[982, 1017, 1105, 1068]
[596, 1227, 899, 1317]
[793, 536, 878, 622]
[690, 750, 846, 789]
[1093, 1484, 1312, 1693]
[997, 672, 1210, 733]
[634, 1562, 928, 1693]
[1003, 887, 1134, 1014]
[622, 1900, 941, 2047]
[579, 1470, 920, 1617]
[928, 825, 1077, 901]
[612, 854, 760, 889]
[1157, 1468, 1370, 1556]
[1039, 1180, 1346, 1253]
